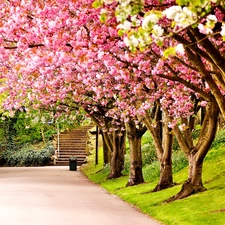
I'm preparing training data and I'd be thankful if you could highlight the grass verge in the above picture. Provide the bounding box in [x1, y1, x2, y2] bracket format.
[81, 144, 225, 225]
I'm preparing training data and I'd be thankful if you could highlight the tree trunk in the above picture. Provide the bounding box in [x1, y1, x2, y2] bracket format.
[40, 127, 46, 144]
[153, 152, 173, 191]
[107, 129, 126, 179]
[144, 106, 174, 191]
[167, 155, 206, 202]
[86, 111, 126, 179]
[109, 149, 124, 179]
[168, 100, 219, 201]
[126, 120, 146, 186]
[153, 117, 174, 191]
[101, 132, 111, 165]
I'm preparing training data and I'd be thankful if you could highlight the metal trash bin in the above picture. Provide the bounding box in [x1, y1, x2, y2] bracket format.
[69, 156, 77, 171]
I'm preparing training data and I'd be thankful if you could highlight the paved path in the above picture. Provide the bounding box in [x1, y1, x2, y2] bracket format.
[0, 166, 162, 225]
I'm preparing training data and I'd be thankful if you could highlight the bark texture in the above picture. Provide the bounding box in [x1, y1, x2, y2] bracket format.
[87, 111, 126, 179]
[101, 127, 126, 179]
[126, 119, 146, 186]
[101, 132, 111, 165]
[144, 104, 174, 191]
[168, 99, 219, 201]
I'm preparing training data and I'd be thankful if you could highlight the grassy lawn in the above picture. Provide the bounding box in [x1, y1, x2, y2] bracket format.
[81, 144, 225, 225]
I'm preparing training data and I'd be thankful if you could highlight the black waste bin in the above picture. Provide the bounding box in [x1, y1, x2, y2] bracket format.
[69, 156, 77, 171]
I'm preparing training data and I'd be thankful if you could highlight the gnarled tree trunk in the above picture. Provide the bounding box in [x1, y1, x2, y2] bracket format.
[126, 119, 146, 186]
[86, 111, 126, 179]
[103, 128, 126, 179]
[144, 104, 174, 191]
[168, 99, 219, 201]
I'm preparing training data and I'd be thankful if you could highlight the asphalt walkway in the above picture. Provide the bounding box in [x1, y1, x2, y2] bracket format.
[0, 166, 162, 225]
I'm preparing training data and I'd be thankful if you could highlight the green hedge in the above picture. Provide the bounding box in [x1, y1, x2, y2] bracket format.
[0, 143, 55, 166]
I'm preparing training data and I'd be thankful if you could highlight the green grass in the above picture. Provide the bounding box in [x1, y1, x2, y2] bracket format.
[81, 144, 225, 225]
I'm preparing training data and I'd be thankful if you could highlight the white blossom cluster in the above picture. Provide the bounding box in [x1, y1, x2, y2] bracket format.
[118, 0, 132, 7]
[175, 44, 185, 55]
[117, 20, 132, 31]
[117, 16, 141, 31]
[124, 35, 139, 48]
[142, 14, 159, 30]
[151, 24, 164, 40]
[116, 0, 144, 23]
[163, 6, 197, 30]
[198, 14, 218, 34]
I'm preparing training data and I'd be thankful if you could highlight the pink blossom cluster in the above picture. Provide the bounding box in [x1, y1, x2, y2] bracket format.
[0, 0, 213, 129]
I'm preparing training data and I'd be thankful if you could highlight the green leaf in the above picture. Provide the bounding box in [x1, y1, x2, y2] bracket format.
[176, 0, 188, 6]
[130, 4, 143, 16]
[92, 0, 103, 9]
[163, 47, 176, 58]
[139, 46, 146, 52]
[171, 21, 176, 28]
[118, 29, 125, 36]
[157, 39, 164, 47]
[99, 14, 107, 23]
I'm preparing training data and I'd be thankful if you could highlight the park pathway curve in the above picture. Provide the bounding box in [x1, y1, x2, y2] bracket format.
[0, 166, 162, 225]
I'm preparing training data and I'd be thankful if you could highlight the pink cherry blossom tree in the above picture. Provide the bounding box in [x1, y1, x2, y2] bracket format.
[98, 0, 225, 118]
[0, 0, 129, 179]
[93, 0, 223, 198]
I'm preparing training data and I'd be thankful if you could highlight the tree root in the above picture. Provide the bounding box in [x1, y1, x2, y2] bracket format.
[152, 182, 175, 192]
[107, 172, 122, 179]
[166, 180, 207, 202]
[126, 179, 144, 187]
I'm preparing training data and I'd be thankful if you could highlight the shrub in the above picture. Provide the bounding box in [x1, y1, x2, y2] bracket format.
[141, 131, 157, 166]
[122, 153, 130, 175]
[141, 131, 153, 145]
[173, 136, 180, 151]
[172, 150, 188, 173]
[0, 142, 55, 167]
[142, 143, 157, 166]
[143, 161, 160, 182]
[211, 128, 225, 149]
